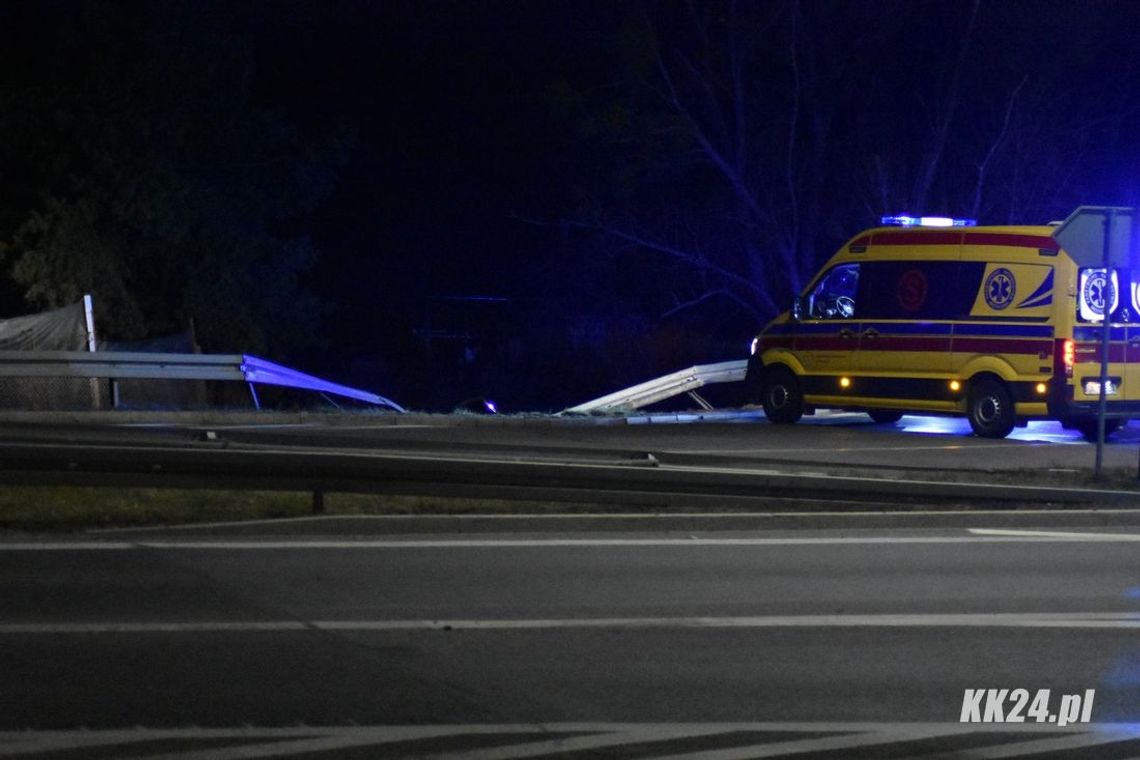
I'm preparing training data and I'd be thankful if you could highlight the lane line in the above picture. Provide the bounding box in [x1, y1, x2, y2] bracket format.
[960, 729, 1140, 759]
[650, 730, 941, 760]
[0, 542, 136, 551]
[83, 508, 1140, 535]
[0, 726, 480, 757]
[405, 726, 737, 760]
[0, 622, 309, 633]
[7, 534, 1140, 550]
[0, 723, 1121, 740]
[0, 538, 1076, 551]
[969, 528, 1140, 541]
[9, 613, 1140, 635]
[9, 724, 1132, 760]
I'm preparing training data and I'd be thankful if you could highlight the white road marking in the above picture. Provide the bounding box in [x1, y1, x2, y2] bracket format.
[1, 724, 1134, 760]
[0, 726, 510, 757]
[81, 507, 1140, 533]
[410, 726, 738, 760]
[969, 528, 1140, 540]
[9, 612, 1140, 635]
[8, 530, 1140, 551]
[650, 730, 940, 760]
[0, 621, 310, 633]
[0, 542, 136, 550]
[959, 728, 1140, 759]
[0, 537, 1087, 551]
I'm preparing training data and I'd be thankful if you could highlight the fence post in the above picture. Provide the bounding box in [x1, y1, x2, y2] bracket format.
[82, 294, 102, 410]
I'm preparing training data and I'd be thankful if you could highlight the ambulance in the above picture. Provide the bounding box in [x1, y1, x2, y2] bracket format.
[745, 214, 1135, 439]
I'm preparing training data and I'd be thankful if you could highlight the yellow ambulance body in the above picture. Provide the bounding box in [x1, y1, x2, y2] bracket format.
[745, 220, 1133, 438]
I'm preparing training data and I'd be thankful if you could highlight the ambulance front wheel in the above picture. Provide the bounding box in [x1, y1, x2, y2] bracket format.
[967, 379, 1015, 438]
[762, 367, 803, 424]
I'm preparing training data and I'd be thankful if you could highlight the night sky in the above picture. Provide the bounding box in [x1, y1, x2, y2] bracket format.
[1, 1, 1140, 410]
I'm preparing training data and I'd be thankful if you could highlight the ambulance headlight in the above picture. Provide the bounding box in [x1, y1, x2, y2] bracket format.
[749, 337, 759, 356]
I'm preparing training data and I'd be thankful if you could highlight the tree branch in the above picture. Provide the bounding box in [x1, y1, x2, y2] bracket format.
[970, 74, 1028, 219]
[662, 288, 764, 320]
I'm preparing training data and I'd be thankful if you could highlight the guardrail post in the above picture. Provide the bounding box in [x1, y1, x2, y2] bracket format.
[83, 294, 103, 410]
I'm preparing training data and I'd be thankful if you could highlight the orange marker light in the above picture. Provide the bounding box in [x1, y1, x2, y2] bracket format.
[1036, 383, 1047, 394]
[839, 377, 851, 388]
[1063, 339, 1075, 368]
[949, 380, 961, 392]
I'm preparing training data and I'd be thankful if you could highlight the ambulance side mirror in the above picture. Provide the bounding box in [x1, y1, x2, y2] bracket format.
[791, 296, 804, 322]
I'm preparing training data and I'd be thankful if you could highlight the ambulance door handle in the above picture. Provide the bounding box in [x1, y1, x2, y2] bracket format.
[861, 328, 880, 339]
[838, 327, 857, 339]
[1129, 337, 1140, 346]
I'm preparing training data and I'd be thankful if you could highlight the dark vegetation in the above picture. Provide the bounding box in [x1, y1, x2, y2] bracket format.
[1, 0, 1138, 410]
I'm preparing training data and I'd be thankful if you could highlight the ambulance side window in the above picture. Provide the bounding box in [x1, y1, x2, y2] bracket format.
[857, 260, 967, 319]
[806, 263, 859, 319]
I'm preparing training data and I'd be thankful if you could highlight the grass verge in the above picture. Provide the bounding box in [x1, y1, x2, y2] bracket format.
[0, 487, 631, 531]
[2, 466, 1138, 531]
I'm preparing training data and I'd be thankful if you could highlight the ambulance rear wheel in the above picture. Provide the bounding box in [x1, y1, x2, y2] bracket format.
[1075, 419, 1121, 442]
[967, 379, 1015, 438]
[762, 367, 803, 424]
[868, 410, 904, 424]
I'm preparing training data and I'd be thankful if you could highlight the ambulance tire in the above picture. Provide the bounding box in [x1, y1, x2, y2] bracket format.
[1075, 419, 1121, 442]
[966, 379, 1015, 439]
[762, 367, 803, 425]
[868, 410, 904, 424]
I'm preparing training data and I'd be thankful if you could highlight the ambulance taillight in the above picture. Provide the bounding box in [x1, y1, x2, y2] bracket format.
[1061, 339, 1075, 378]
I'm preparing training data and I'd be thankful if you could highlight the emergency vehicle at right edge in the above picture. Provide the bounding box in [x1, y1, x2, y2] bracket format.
[745, 214, 1134, 439]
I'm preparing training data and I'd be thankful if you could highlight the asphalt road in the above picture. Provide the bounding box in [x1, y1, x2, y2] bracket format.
[6, 522, 1140, 757]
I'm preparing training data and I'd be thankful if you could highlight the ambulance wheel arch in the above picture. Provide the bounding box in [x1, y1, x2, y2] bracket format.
[758, 350, 807, 379]
[966, 373, 1016, 438]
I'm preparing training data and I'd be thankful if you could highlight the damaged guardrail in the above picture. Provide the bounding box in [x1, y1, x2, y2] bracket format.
[563, 360, 748, 414]
[0, 351, 406, 412]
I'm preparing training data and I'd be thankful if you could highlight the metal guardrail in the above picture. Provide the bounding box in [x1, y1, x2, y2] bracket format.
[0, 351, 406, 412]
[2, 439, 1134, 512]
[562, 359, 748, 414]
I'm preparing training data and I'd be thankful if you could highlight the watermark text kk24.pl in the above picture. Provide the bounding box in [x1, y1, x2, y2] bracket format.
[961, 689, 1094, 726]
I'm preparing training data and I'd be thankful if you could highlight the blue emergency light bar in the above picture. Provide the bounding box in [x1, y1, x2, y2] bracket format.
[880, 215, 976, 228]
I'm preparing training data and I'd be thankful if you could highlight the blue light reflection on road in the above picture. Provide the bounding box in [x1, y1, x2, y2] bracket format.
[630, 407, 1136, 444]
[804, 410, 1106, 443]
[894, 416, 1090, 444]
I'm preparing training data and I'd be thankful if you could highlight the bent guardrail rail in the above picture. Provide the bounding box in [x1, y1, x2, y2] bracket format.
[562, 359, 747, 414]
[0, 351, 406, 412]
